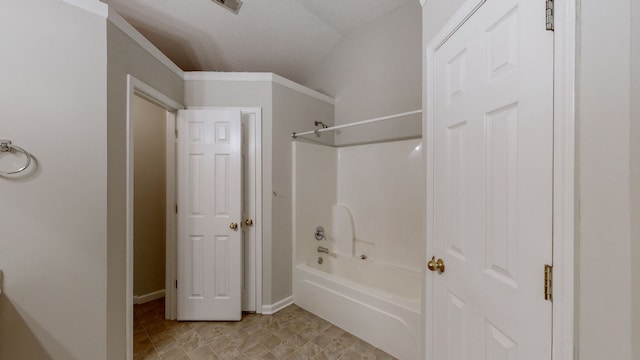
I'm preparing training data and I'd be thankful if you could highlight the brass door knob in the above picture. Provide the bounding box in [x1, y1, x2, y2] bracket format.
[245, 219, 254, 226]
[230, 222, 238, 230]
[427, 256, 445, 273]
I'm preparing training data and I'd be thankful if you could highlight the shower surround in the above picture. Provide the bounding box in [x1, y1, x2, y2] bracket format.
[292, 139, 424, 359]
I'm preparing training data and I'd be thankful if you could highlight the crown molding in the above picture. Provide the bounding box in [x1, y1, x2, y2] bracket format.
[184, 72, 335, 104]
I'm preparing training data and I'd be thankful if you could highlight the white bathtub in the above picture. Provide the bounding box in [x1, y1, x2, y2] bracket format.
[293, 253, 422, 359]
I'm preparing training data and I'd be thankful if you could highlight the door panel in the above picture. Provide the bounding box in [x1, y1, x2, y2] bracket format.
[430, 0, 553, 358]
[177, 109, 242, 321]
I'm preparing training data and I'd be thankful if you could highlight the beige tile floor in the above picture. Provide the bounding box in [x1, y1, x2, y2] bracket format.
[134, 298, 398, 360]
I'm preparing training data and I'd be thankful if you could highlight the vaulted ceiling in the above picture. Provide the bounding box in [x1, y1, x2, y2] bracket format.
[104, 0, 415, 85]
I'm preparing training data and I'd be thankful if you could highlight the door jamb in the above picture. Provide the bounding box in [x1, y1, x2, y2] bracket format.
[126, 75, 184, 360]
[421, 0, 576, 359]
[165, 111, 178, 320]
[550, 1, 576, 359]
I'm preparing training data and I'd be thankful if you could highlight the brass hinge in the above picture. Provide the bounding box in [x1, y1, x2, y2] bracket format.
[545, 0, 554, 31]
[544, 264, 553, 302]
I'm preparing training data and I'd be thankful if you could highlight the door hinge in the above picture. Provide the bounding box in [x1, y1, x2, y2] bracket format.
[175, 128, 178, 138]
[544, 264, 553, 302]
[175, 280, 178, 289]
[175, 204, 178, 213]
[546, 0, 554, 31]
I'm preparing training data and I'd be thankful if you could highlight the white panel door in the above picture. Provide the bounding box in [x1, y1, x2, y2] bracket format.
[177, 109, 242, 321]
[429, 0, 553, 359]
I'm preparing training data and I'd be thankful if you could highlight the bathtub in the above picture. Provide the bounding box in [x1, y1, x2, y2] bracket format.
[293, 253, 421, 359]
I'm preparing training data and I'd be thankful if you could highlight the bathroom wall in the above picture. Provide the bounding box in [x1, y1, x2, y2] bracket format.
[133, 95, 166, 298]
[107, 12, 184, 358]
[578, 0, 634, 358]
[305, 1, 422, 146]
[337, 139, 424, 271]
[292, 142, 337, 265]
[0, 1, 108, 358]
[272, 83, 335, 302]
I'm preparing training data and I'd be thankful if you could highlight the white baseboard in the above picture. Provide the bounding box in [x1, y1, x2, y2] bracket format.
[134, 289, 165, 305]
[261, 296, 293, 315]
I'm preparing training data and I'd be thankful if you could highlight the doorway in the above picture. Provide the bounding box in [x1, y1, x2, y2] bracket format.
[132, 94, 170, 307]
[126, 75, 183, 360]
[125, 76, 263, 359]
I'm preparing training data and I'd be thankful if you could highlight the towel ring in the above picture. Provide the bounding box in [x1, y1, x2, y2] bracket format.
[0, 140, 31, 175]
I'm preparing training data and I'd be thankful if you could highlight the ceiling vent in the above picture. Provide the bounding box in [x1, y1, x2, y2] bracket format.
[213, 0, 243, 14]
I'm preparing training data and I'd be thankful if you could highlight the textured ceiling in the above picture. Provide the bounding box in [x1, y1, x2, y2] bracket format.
[105, 0, 414, 84]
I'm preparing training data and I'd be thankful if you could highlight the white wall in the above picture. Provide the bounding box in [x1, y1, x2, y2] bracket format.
[577, 0, 633, 358]
[0, 1, 108, 359]
[271, 83, 335, 301]
[292, 142, 337, 265]
[133, 95, 166, 297]
[107, 14, 184, 359]
[305, 1, 422, 146]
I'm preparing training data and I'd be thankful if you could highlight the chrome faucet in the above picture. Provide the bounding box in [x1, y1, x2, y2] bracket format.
[317, 246, 329, 254]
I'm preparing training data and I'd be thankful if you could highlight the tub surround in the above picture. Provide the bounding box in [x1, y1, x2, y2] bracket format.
[294, 140, 424, 269]
[292, 140, 423, 359]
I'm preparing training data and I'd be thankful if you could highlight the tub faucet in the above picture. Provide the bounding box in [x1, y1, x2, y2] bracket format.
[317, 246, 329, 254]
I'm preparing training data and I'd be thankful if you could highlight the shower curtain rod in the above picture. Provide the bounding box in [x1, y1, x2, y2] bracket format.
[291, 109, 422, 139]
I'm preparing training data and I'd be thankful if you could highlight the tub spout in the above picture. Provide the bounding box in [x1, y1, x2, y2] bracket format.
[317, 246, 330, 254]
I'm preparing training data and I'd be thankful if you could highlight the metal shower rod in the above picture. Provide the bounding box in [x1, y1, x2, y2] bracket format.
[291, 110, 422, 139]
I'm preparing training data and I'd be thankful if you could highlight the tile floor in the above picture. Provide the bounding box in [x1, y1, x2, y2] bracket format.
[134, 298, 398, 360]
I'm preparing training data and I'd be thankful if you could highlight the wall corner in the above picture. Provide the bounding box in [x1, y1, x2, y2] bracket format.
[62, 0, 108, 18]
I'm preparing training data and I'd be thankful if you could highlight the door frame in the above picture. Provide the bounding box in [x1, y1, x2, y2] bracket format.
[187, 107, 263, 315]
[422, 1, 576, 359]
[125, 75, 184, 360]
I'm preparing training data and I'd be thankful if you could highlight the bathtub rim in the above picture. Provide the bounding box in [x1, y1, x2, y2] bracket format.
[295, 262, 421, 314]
[293, 262, 421, 359]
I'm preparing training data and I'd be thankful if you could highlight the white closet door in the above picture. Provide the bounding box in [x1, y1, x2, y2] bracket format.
[177, 109, 242, 321]
[429, 0, 554, 358]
